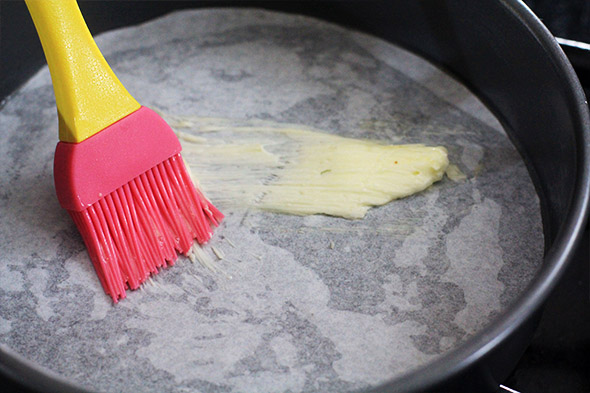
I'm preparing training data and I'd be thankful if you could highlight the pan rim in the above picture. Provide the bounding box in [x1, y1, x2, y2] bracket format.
[372, 0, 590, 391]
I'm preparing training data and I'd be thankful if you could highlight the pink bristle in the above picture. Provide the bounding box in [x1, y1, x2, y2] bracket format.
[174, 156, 224, 239]
[154, 162, 193, 251]
[147, 165, 184, 249]
[122, 184, 161, 275]
[134, 172, 177, 262]
[69, 153, 223, 302]
[99, 196, 139, 289]
[109, 189, 145, 285]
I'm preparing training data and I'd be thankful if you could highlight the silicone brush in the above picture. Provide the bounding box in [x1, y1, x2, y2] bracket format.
[25, 0, 223, 302]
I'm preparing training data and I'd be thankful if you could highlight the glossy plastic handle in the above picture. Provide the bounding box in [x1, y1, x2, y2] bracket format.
[25, 0, 140, 143]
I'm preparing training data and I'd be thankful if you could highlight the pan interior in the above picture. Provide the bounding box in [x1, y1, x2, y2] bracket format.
[0, 9, 543, 393]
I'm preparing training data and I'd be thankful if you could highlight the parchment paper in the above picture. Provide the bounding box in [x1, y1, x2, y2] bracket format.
[0, 9, 543, 393]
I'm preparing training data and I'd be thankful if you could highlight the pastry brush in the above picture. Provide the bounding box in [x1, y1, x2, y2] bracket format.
[25, 0, 223, 302]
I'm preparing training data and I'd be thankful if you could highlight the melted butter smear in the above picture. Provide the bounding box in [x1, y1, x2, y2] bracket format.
[165, 115, 451, 219]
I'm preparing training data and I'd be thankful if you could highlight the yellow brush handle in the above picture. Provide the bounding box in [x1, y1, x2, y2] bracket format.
[25, 0, 141, 143]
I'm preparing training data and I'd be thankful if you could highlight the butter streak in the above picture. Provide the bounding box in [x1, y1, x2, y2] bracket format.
[170, 116, 449, 219]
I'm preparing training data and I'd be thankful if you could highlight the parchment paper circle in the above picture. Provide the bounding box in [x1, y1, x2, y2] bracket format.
[0, 8, 543, 393]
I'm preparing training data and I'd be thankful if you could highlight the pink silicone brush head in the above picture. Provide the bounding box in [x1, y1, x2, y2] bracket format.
[55, 107, 223, 302]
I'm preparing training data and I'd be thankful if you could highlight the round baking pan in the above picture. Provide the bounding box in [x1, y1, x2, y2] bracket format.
[0, 1, 588, 392]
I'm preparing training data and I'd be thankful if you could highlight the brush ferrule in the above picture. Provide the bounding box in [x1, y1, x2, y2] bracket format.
[54, 106, 181, 211]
